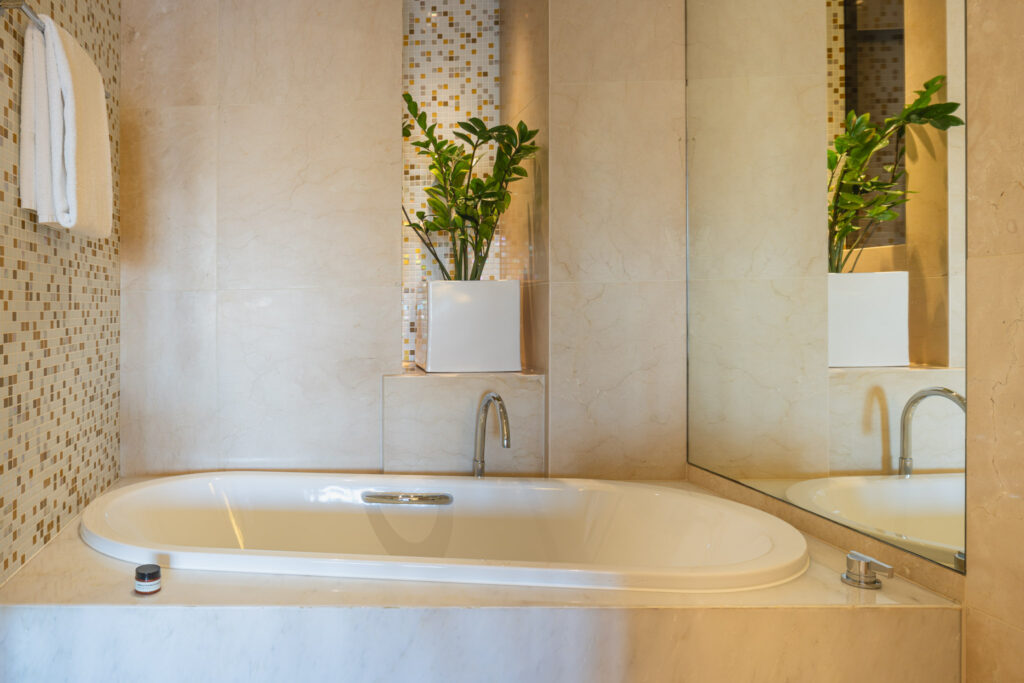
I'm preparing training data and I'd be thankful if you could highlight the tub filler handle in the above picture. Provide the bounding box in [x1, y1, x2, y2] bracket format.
[361, 492, 454, 506]
[841, 551, 894, 589]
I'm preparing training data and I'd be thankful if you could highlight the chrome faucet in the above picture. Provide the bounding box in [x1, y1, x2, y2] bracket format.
[898, 386, 966, 476]
[473, 391, 510, 477]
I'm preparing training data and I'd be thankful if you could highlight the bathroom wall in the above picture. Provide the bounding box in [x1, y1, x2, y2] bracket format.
[546, 0, 687, 479]
[500, 0, 548, 375]
[905, 0, 951, 367]
[687, 0, 829, 479]
[963, 0, 1024, 676]
[120, 0, 402, 473]
[0, 1, 121, 587]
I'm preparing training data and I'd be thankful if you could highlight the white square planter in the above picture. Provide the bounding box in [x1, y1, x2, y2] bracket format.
[828, 271, 909, 367]
[415, 280, 522, 373]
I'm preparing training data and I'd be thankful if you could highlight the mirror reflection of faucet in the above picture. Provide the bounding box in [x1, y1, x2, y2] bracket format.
[898, 387, 966, 476]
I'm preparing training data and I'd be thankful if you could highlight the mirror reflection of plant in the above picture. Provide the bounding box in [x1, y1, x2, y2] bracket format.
[401, 94, 539, 281]
[827, 75, 964, 274]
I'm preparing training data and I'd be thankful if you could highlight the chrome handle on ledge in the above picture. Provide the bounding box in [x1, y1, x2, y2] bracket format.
[841, 551, 894, 589]
[361, 492, 454, 506]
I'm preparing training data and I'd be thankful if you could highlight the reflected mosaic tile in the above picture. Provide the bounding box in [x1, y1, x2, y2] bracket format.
[401, 0, 501, 362]
[0, 0, 120, 586]
[828, 0, 906, 247]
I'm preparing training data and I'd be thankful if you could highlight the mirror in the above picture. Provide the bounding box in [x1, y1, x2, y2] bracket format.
[686, 0, 967, 571]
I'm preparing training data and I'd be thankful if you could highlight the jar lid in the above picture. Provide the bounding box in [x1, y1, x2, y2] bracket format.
[135, 564, 161, 581]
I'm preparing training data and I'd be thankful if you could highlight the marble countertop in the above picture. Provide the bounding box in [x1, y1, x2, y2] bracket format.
[0, 478, 957, 610]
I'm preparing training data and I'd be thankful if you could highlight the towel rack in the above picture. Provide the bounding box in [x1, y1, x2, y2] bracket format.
[1, 0, 43, 31]
[1, 0, 111, 99]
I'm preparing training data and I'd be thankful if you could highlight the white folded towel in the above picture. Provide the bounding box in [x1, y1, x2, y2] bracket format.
[20, 16, 112, 239]
[19, 20, 53, 222]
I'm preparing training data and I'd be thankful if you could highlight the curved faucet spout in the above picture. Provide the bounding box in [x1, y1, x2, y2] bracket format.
[474, 391, 510, 478]
[899, 386, 966, 476]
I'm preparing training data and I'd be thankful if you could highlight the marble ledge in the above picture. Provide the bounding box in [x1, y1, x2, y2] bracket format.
[392, 363, 545, 378]
[0, 479, 955, 612]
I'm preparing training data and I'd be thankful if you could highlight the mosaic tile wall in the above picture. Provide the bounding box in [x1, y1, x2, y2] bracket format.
[0, 1, 121, 586]
[826, 0, 848, 144]
[829, 0, 907, 249]
[402, 0, 501, 363]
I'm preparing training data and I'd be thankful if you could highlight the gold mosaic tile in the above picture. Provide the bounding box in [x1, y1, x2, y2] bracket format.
[401, 0, 501, 362]
[827, 0, 906, 247]
[0, 0, 120, 586]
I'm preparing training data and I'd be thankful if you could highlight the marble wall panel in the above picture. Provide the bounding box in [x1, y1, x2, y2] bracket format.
[120, 0, 404, 475]
[383, 371, 545, 475]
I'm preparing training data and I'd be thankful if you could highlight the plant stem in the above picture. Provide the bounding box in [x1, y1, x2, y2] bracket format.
[402, 206, 451, 280]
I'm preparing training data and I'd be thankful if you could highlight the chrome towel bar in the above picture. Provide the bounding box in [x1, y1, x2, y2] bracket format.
[1, 0, 43, 31]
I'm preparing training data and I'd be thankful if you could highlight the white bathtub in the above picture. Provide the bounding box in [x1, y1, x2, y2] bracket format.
[80, 472, 809, 592]
[785, 473, 964, 565]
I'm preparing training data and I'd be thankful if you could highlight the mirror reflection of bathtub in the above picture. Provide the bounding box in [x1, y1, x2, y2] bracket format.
[783, 474, 964, 566]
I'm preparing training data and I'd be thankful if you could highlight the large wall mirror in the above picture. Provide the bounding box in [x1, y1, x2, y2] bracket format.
[686, 0, 967, 572]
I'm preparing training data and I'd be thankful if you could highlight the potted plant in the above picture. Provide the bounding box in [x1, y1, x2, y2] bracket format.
[402, 93, 540, 372]
[826, 75, 963, 367]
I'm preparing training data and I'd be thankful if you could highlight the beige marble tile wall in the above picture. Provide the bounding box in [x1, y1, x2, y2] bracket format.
[905, 0, 952, 367]
[500, 0, 548, 375]
[0, 1, 121, 587]
[964, 1, 1024, 677]
[546, 0, 686, 479]
[946, 0, 966, 369]
[686, 0, 829, 479]
[382, 371, 545, 475]
[828, 367, 965, 474]
[120, 0, 402, 474]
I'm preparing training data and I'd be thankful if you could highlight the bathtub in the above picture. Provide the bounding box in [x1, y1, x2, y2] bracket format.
[785, 473, 964, 565]
[80, 472, 809, 592]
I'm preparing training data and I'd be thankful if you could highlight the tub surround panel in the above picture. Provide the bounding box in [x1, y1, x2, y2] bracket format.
[548, 282, 685, 479]
[0, 604, 959, 683]
[121, 106, 218, 291]
[121, 291, 219, 475]
[121, 0, 403, 476]
[382, 371, 545, 475]
[123, 0, 218, 107]
[0, 0, 121, 587]
[217, 0, 398, 107]
[215, 101, 399, 290]
[216, 288, 399, 471]
[547, 0, 687, 479]
[549, 80, 686, 284]
[549, 0, 684, 84]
